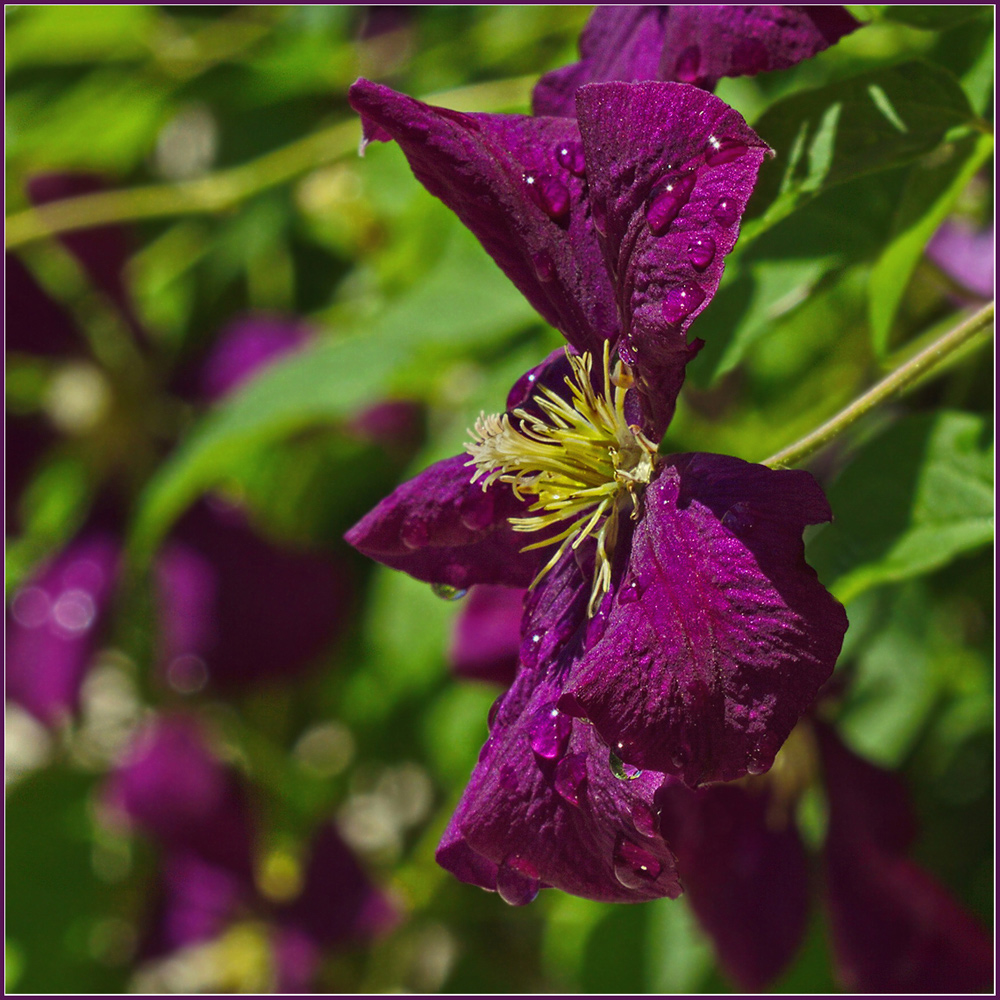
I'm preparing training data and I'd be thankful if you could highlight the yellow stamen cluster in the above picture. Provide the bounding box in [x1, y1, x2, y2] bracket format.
[465, 344, 657, 615]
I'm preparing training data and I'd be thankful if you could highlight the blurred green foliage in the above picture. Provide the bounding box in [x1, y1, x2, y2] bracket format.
[5, 5, 993, 994]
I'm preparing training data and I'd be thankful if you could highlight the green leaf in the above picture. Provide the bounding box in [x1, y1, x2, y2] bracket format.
[645, 897, 715, 992]
[869, 131, 994, 354]
[746, 61, 978, 240]
[808, 410, 993, 604]
[880, 6, 993, 29]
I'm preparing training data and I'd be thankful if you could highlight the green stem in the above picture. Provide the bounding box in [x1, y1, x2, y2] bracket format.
[5, 74, 535, 249]
[762, 301, 994, 469]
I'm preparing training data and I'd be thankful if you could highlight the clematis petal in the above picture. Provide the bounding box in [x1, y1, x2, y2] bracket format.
[438, 551, 681, 903]
[534, 5, 860, 114]
[348, 79, 616, 355]
[563, 453, 847, 784]
[576, 82, 770, 438]
[656, 780, 810, 990]
[449, 585, 525, 687]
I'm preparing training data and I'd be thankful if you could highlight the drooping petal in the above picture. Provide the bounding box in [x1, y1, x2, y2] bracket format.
[577, 81, 770, 438]
[563, 453, 847, 784]
[449, 585, 525, 686]
[437, 550, 681, 903]
[348, 79, 617, 354]
[656, 780, 810, 990]
[533, 6, 860, 114]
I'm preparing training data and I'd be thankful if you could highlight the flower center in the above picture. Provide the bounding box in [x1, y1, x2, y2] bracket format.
[465, 344, 657, 614]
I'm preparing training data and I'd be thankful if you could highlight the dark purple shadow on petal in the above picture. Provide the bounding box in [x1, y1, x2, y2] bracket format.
[564, 454, 847, 784]
[6, 532, 120, 726]
[817, 725, 993, 993]
[449, 585, 525, 687]
[657, 779, 810, 990]
[577, 81, 770, 438]
[349, 79, 617, 354]
[533, 6, 860, 114]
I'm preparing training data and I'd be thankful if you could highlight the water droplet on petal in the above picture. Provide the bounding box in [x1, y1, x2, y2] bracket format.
[554, 753, 587, 807]
[646, 171, 697, 235]
[591, 199, 608, 236]
[674, 45, 701, 83]
[401, 519, 429, 549]
[487, 694, 504, 731]
[618, 569, 652, 605]
[528, 703, 572, 759]
[431, 582, 468, 601]
[610, 748, 642, 780]
[632, 802, 660, 839]
[497, 856, 540, 906]
[532, 250, 557, 282]
[459, 489, 495, 531]
[521, 632, 543, 669]
[525, 173, 570, 221]
[745, 752, 770, 776]
[613, 833, 662, 889]
[555, 141, 586, 176]
[583, 604, 609, 651]
[712, 196, 740, 227]
[686, 234, 716, 271]
[618, 339, 637, 366]
[706, 137, 748, 167]
[662, 282, 707, 325]
[721, 501, 755, 535]
[477, 735, 494, 762]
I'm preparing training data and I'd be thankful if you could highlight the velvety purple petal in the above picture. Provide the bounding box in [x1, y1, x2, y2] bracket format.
[345, 453, 549, 590]
[156, 499, 347, 689]
[449, 585, 525, 687]
[438, 550, 681, 904]
[657, 779, 810, 990]
[6, 533, 120, 726]
[563, 454, 847, 784]
[534, 6, 860, 114]
[577, 82, 770, 437]
[105, 714, 254, 876]
[349, 79, 617, 354]
[926, 219, 994, 299]
[199, 315, 313, 402]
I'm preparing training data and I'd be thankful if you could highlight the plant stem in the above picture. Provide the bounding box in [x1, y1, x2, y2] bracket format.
[5, 74, 535, 249]
[762, 301, 994, 469]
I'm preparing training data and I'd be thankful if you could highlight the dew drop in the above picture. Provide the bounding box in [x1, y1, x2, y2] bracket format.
[705, 137, 748, 167]
[487, 694, 504, 731]
[646, 171, 697, 235]
[613, 833, 662, 889]
[401, 519, 430, 549]
[686, 234, 716, 271]
[521, 632, 543, 669]
[459, 489, 495, 531]
[583, 605, 609, 651]
[528, 703, 572, 759]
[661, 281, 706, 325]
[496, 856, 540, 906]
[609, 748, 642, 780]
[721, 501, 755, 535]
[674, 45, 701, 84]
[632, 802, 660, 839]
[745, 754, 769, 777]
[554, 752, 587, 807]
[555, 141, 586, 176]
[532, 250, 557, 282]
[618, 338, 637, 366]
[525, 173, 570, 221]
[431, 582, 468, 601]
[477, 735, 494, 763]
[712, 196, 740, 227]
[618, 570, 652, 605]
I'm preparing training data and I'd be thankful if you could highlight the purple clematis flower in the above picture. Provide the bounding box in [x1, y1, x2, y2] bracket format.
[345, 69, 848, 905]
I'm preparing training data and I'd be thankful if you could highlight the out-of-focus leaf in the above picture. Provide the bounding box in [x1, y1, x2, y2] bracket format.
[421, 685, 496, 785]
[808, 410, 993, 605]
[644, 897, 715, 993]
[747, 61, 978, 240]
[869, 131, 994, 354]
[880, 6, 993, 30]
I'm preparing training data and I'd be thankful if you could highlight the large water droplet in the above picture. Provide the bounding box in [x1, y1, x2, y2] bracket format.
[487, 694, 504, 731]
[712, 196, 740, 227]
[646, 171, 697, 235]
[555, 141, 586, 176]
[496, 856, 540, 906]
[618, 570, 652, 606]
[525, 173, 570, 221]
[610, 748, 642, 780]
[401, 519, 430, 549]
[521, 632, 543, 670]
[528, 703, 572, 759]
[662, 282, 706, 325]
[686, 234, 715, 271]
[432, 582, 468, 601]
[613, 833, 662, 889]
[477, 735, 494, 763]
[721, 501, 755, 535]
[554, 753, 587, 807]
[532, 250, 557, 282]
[705, 137, 748, 167]
[674, 45, 701, 83]
[632, 801, 660, 839]
[459, 489, 495, 531]
[745, 752, 770, 776]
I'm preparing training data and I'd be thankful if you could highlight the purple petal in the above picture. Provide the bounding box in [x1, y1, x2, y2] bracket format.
[348, 79, 617, 354]
[199, 315, 313, 402]
[563, 454, 847, 784]
[156, 499, 347, 689]
[5, 252, 85, 357]
[345, 453, 547, 590]
[347, 399, 425, 454]
[449, 585, 525, 686]
[657, 779, 810, 990]
[534, 6, 860, 114]
[926, 219, 994, 299]
[6, 533, 120, 726]
[437, 551, 682, 903]
[577, 81, 770, 437]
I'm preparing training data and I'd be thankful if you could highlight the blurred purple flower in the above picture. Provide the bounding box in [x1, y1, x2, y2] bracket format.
[926, 219, 994, 300]
[345, 55, 846, 900]
[106, 714, 397, 990]
[449, 586, 524, 687]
